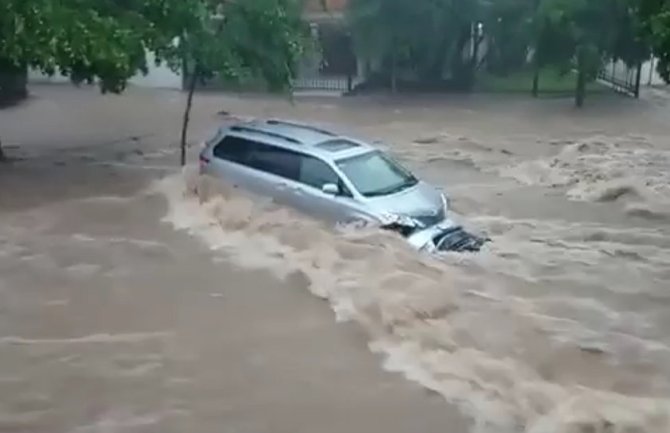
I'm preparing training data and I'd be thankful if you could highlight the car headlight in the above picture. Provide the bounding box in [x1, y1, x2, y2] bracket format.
[440, 193, 450, 215]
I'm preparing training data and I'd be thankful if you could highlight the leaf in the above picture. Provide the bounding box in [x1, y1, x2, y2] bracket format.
[1, 0, 308, 93]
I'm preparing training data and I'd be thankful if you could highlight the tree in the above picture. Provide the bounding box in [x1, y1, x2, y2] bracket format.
[409, 0, 477, 86]
[159, 0, 309, 165]
[1, 0, 186, 93]
[346, 0, 418, 92]
[347, 0, 485, 91]
[0, 0, 189, 160]
[1, 0, 309, 164]
[1, 0, 168, 158]
[345, 0, 649, 103]
[533, 0, 646, 106]
[534, 0, 598, 106]
[484, 0, 536, 77]
[449, 0, 485, 90]
[638, 0, 670, 82]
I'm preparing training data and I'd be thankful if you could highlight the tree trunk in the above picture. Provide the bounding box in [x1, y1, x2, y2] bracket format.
[532, 62, 540, 97]
[472, 32, 481, 70]
[575, 48, 586, 108]
[180, 64, 199, 166]
[531, 0, 542, 98]
[575, 72, 585, 108]
[390, 47, 398, 93]
[634, 61, 643, 98]
[450, 25, 474, 91]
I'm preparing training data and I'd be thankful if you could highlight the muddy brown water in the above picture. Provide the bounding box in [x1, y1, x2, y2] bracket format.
[1, 85, 670, 433]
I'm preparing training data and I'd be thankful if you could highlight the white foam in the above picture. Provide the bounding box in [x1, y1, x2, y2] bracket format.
[155, 169, 670, 433]
[0, 332, 173, 346]
[497, 137, 670, 218]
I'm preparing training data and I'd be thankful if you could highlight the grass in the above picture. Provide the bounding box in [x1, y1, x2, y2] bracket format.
[476, 67, 609, 96]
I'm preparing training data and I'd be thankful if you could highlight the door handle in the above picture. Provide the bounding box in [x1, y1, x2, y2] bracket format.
[278, 183, 300, 192]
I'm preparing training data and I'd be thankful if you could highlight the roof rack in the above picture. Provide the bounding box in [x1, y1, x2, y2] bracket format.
[230, 126, 302, 144]
[315, 139, 360, 152]
[265, 119, 337, 137]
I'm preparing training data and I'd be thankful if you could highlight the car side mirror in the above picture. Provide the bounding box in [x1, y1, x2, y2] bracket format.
[321, 183, 339, 195]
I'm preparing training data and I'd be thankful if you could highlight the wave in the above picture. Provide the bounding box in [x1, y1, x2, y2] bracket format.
[155, 168, 670, 433]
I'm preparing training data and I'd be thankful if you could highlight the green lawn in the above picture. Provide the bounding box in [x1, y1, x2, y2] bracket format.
[476, 68, 609, 96]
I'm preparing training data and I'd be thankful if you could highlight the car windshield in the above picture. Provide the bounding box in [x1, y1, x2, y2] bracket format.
[336, 151, 418, 197]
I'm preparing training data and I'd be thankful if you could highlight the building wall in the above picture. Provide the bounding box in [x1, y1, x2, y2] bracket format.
[26, 2, 349, 92]
[304, 0, 347, 13]
[641, 58, 666, 86]
[599, 57, 667, 88]
[28, 51, 182, 90]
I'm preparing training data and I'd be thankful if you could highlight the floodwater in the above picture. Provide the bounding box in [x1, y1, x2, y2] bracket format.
[2, 85, 670, 433]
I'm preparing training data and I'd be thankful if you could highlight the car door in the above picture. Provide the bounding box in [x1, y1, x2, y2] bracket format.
[291, 154, 366, 223]
[209, 135, 295, 205]
[209, 135, 259, 188]
[244, 143, 302, 207]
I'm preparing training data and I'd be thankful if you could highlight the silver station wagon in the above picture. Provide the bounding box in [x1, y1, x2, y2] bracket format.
[199, 119, 486, 253]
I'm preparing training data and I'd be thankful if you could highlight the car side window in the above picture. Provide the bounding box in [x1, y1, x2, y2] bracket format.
[248, 143, 300, 180]
[299, 155, 352, 197]
[212, 135, 254, 164]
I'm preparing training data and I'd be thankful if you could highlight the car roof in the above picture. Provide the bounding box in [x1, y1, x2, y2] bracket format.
[217, 118, 375, 162]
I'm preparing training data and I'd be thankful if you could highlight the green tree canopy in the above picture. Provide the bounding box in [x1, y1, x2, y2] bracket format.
[167, 0, 310, 164]
[1, 0, 183, 92]
[638, 0, 670, 82]
[1, 0, 310, 163]
[347, 0, 484, 91]
[534, 0, 647, 105]
[1, 0, 309, 93]
[345, 0, 649, 105]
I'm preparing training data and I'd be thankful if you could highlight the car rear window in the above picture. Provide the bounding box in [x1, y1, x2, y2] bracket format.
[213, 136, 252, 164]
[213, 135, 350, 196]
[213, 135, 300, 180]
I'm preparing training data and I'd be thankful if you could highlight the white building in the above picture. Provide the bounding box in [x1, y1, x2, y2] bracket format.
[28, 51, 183, 90]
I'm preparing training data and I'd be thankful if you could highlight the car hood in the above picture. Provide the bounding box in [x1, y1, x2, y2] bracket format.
[366, 181, 445, 224]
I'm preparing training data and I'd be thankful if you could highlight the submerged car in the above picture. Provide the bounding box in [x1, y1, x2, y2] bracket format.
[199, 118, 487, 253]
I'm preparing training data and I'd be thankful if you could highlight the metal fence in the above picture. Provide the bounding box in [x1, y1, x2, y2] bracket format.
[292, 75, 355, 92]
[182, 72, 359, 94]
[597, 59, 642, 98]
